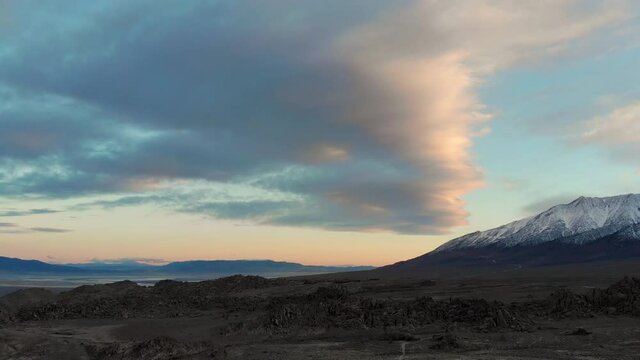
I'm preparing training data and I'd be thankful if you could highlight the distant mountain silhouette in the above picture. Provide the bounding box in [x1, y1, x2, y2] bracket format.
[0, 257, 373, 276]
[0, 257, 86, 274]
[158, 260, 372, 274]
[63, 260, 157, 272]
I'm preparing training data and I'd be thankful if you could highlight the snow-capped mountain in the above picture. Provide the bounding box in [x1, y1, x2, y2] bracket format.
[436, 194, 640, 252]
[383, 194, 640, 271]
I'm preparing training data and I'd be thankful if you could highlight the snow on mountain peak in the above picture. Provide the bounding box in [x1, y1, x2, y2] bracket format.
[436, 194, 640, 252]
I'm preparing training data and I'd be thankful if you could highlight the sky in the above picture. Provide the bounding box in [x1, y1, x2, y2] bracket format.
[1, 0, 640, 266]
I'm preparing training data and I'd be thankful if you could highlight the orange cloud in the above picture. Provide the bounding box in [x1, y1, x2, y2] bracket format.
[332, 0, 627, 231]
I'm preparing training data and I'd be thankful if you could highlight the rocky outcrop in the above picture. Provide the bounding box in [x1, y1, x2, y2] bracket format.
[264, 286, 535, 333]
[517, 276, 640, 319]
[546, 288, 593, 318]
[5, 275, 640, 338]
[586, 276, 640, 315]
[0, 303, 13, 324]
[12, 276, 279, 321]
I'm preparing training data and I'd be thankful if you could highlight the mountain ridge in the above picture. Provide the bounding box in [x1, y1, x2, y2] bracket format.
[384, 194, 640, 271]
[0, 257, 373, 276]
[0, 257, 85, 274]
[437, 193, 640, 252]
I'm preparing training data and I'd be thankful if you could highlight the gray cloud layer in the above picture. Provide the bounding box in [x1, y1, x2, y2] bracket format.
[0, 1, 630, 234]
[0, 208, 59, 217]
[28, 227, 71, 233]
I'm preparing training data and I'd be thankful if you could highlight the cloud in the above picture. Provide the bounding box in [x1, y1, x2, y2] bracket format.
[0, 222, 69, 234]
[300, 144, 350, 164]
[0, 230, 26, 234]
[582, 101, 640, 143]
[0, 208, 59, 217]
[329, 0, 628, 230]
[29, 227, 71, 233]
[85, 257, 168, 265]
[0, 222, 22, 233]
[0, 1, 632, 234]
[577, 101, 640, 164]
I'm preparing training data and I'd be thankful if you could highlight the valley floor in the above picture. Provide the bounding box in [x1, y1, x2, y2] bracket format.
[2, 269, 640, 359]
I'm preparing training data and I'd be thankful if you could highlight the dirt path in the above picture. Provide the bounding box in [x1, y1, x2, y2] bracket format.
[397, 341, 407, 360]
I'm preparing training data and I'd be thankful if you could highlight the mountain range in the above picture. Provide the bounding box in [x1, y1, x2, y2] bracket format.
[388, 194, 640, 271]
[5, 194, 640, 278]
[0, 257, 373, 277]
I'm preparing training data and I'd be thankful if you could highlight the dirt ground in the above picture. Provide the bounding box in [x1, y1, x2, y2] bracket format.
[3, 317, 640, 359]
[2, 265, 640, 359]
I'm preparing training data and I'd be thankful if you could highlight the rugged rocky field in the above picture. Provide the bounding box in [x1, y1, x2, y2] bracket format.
[2, 273, 640, 359]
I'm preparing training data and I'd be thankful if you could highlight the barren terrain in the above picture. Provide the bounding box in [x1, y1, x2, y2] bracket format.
[2, 264, 640, 359]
